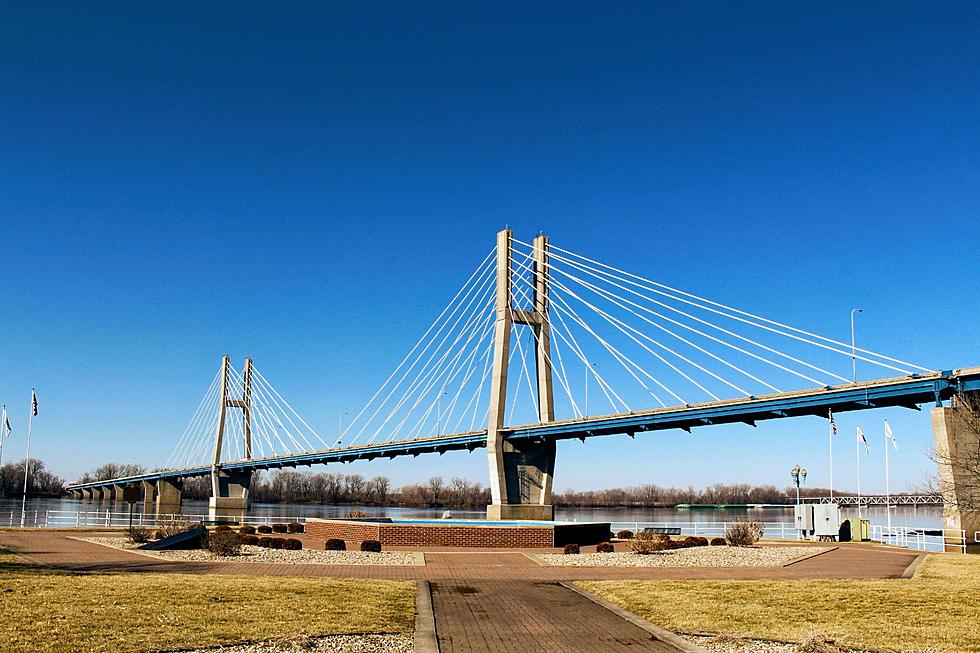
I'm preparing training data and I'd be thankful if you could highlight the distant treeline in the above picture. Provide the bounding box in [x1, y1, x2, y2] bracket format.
[0, 459, 65, 498]
[551, 483, 837, 507]
[73, 463, 848, 508]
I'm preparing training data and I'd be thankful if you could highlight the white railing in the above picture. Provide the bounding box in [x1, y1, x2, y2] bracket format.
[870, 525, 966, 554]
[609, 521, 801, 540]
[0, 509, 309, 529]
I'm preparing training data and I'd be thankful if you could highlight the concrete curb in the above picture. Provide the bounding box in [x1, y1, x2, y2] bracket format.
[781, 545, 837, 567]
[414, 580, 440, 653]
[559, 582, 708, 653]
[901, 553, 927, 578]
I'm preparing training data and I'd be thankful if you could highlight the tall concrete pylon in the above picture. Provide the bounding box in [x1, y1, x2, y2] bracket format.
[487, 229, 557, 521]
[209, 355, 254, 519]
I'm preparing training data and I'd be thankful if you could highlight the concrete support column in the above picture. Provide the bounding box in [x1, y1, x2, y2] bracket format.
[932, 392, 980, 552]
[155, 479, 182, 515]
[209, 469, 251, 521]
[112, 484, 126, 503]
[141, 480, 155, 514]
[82, 488, 94, 500]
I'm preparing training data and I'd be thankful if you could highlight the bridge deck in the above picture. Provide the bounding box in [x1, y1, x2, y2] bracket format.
[68, 367, 980, 491]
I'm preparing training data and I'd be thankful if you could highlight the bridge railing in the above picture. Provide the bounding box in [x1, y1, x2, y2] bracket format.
[870, 525, 967, 554]
[610, 521, 802, 541]
[1, 510, 310, 529]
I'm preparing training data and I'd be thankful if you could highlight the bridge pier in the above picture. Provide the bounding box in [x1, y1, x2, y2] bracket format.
[932, 391, 980, 552]
[155, 479, 182, 515]
[112, 484, 127, 503]
[141, 480, 155, 514]
[209, 470, 251, 521]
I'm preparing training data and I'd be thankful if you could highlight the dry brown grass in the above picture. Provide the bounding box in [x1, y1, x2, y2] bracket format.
[580, 554, 980, 653]
[0, 550, 414, 653]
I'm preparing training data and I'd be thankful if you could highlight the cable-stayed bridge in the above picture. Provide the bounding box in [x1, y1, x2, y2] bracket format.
[66, 230, 980, 528]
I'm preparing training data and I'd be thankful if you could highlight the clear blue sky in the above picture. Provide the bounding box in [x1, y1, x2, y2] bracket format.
[1, 2, 978, 493]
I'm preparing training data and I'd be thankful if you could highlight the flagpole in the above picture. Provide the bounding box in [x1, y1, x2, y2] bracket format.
[884, 426, 891, 530]
[0, 405, 6, 477]
[855, 428, 862, 520]
[828, 420, 834, 501]
[20, 391, 34, 528]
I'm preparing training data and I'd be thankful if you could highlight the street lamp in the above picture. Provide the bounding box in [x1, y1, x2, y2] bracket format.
[850, 308, 863, 384]
[790, 464, 808, 505]
[584, 362, 597, 416]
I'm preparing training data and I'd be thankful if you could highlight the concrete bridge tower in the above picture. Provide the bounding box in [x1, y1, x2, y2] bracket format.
[209, 355, 254, 520]
[487, 229, 557, 521]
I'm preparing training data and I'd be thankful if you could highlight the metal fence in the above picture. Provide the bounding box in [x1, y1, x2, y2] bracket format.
[870, 525, 967, 554]
[608, 521, 801, 540]
[1, 509, 309, 529]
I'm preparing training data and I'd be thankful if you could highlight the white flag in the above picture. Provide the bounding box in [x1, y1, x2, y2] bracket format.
[856, 426, 870, 453]
[1, 404, 10, 437]
[884, 420, 897, 450]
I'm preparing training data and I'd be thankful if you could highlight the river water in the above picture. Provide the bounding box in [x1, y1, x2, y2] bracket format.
[0, 496, 943, 532]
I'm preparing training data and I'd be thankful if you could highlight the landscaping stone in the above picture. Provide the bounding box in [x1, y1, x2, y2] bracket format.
[535, 546, 827, 567]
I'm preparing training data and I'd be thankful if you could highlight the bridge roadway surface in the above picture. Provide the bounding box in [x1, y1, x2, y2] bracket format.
[0, 530, 919, 653]
[66, 367, 980, 493]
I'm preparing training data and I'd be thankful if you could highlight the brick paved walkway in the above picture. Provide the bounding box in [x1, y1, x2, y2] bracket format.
[431, 580, 680, 652]
[0, 530, 920, 653]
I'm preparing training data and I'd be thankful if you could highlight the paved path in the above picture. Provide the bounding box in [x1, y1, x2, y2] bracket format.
[0, 530, 920, 653]
[430, 580, 680, 653]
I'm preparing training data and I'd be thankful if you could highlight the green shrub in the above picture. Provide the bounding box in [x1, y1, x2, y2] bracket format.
[271, 523, 288, 534]
[239, 534, 259, 546]
[215, 525, 232, 532]
[257, 525, 273, 534]
[268, 537, 286, 549]
[725, 521, 764, 547]
[615, 529, 634, 540]
[596, 541, 615, 553]
[325, 538, 346, 551]
[206, 530, 241, 556]
[563, 543, 580, 555]
[238, 525, 256, 535]
[287, 522, 304, 533]
[710, 537, 726, 546]
[283, 538, 302, 550]
[360, 540, 382, 552]
[256, 537, 271, 548]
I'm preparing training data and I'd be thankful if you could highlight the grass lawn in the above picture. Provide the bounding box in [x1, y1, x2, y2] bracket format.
[0, 550, 414, 653]
[580, 553, 980, 652]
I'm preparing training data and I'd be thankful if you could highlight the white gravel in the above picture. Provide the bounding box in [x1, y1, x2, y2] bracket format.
[682, 633, 875, 653]
[80, 537, 425, 566]
[535, 545, 827, 567]
[168, 634, 413, 653]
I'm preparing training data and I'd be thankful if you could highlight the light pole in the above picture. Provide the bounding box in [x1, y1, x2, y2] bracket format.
[584, 362, 596, 416]
[790, 464, 808, 505]
[850, 308, 863, 384]
[336, 410, 348, 447]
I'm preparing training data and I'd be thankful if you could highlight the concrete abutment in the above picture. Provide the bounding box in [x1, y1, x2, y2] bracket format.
[932, 391, 980, 552]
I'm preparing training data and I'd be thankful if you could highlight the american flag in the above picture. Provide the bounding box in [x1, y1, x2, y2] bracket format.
[828, 408, 837, 436]
[2, 405, 10, 437]
[31, 390, 38, 416]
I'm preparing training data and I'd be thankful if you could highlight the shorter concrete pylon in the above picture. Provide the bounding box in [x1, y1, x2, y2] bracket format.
[932, 392, 980, 552]
[155, 479, 182, 515]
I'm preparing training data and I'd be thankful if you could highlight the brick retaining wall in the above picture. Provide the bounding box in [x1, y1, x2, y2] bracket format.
[306, 519, 557, 548]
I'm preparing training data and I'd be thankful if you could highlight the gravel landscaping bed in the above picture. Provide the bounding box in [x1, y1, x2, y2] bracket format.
[168, 634, 413, 653]
[535, 546, 827, 567]
[683, 633, 868, 653]
[80, 537, 424, 566]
